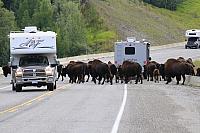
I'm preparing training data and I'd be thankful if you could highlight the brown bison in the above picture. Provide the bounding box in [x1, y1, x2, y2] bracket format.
[164, 58, 194, 85]
[2, 65, 11, 77]
[153, 69, 160, 83]
[70, 63, 85, 84]
[108, 61, 118, 83]
[117, 65, 124, 83]
[121, 60, 142, 84]
[177, 57, 195, 68]
[75, 61, 90, 82]
[146, 61, 160, 81]
[196, 68, 200, 76]
[177, 57, 185, 62]
[62, 61, 89, 84]
[95, 63, 113, 85]
[143, 65, 147, 79]
[159, 64, 165, 81]
[186, 58, 195, 67]
[57, 64, 63, 80]
[88, 59, 113, 85]
[88, 59, 103, 83]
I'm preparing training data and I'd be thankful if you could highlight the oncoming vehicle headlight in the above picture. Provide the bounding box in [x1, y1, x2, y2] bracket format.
[15, 67, 23, 77]
[45, 66, 53, 76]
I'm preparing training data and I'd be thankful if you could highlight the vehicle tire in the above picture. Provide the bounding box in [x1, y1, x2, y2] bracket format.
[16, 84, 22, 92]
[12, 83, 16, 91]
[54, 81, 56, 90]
[47, 83, 54, 91]
[185, 46, 188, 49]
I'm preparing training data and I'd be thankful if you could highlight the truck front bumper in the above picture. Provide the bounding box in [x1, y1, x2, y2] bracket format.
[15, 76, 55, 86]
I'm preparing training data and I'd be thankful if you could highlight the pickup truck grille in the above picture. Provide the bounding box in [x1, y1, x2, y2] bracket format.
[23, 69, 46, 77]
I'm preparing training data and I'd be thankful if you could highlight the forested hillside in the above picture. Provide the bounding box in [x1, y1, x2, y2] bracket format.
[0, 0, 117, 66]
[91, 0, 200, 46]
[1, 0, 200, 66]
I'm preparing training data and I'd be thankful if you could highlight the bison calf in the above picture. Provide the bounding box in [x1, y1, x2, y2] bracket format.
[153, 69, 160, 83]
[196, 68, 200, 76]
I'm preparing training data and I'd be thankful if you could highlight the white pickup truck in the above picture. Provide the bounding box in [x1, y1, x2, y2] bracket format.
[9, 26, 59, 92]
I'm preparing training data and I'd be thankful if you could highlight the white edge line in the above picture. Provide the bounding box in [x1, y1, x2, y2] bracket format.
[0, 85, 11, 90]
[111, 84, 128, 133]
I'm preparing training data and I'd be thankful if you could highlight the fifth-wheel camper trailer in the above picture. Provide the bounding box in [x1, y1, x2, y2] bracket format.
[9, 26, 59, 92]
[114, 37, 150, 71]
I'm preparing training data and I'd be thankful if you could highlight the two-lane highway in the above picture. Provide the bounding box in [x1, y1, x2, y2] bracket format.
[0, 45, 200, 133]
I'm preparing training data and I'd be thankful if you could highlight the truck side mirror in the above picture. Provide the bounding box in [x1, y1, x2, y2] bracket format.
[11, 65, 18, 69]
[8, 62, 17, 69]
[8, 62, 11, 67]
[56, 60, 60, 65]
[50, 60, 60, 67]
[50, 64, 57, 67]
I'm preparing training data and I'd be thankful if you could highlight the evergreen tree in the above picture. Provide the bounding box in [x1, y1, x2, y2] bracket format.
[33, 0, 53, 30]
[21, 9, 31, 28]
[0, 0, 16, 65]
[142, 0, 184, 10]
[17, 0, 29, 28]
[54, 1, 87, 57]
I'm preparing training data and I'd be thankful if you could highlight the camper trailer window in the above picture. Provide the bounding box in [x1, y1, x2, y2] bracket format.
[125, 47, 135, 55]
[19, 55, 49, 67]
[189, 33, 196, 35]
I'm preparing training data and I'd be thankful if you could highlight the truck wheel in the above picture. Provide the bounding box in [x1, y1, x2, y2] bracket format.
[12, 83, 16, 91]
[185, 46, 188, 49]
[16, 84, 22, 92]
[54, 81, 56, 90]
[47, 83, 54, 91]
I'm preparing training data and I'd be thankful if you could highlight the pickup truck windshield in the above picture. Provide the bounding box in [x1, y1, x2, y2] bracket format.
[19, 55, 49, 67]
[188, 37, 198, 42]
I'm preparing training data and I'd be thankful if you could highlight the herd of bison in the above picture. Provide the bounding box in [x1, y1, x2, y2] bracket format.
[2, 57, 200, 85]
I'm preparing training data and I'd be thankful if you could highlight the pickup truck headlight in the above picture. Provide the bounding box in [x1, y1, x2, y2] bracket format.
[15, 67, 23, 77]
[45, 66, 53, 76]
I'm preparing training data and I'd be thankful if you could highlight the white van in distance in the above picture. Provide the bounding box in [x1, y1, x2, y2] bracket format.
[185, 29, 200, 49]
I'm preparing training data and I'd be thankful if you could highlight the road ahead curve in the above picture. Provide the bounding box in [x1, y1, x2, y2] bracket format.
[0, 45, 200, 133]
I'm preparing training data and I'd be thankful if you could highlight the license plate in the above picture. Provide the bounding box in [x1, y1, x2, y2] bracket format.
[32, 81, 38, 84]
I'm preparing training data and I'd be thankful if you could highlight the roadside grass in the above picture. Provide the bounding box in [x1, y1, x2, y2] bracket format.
[86, 29, 117, 53]
[194, 60, 200, 68]
[90, 0, 200, 46]
[177, 0, 200, 18]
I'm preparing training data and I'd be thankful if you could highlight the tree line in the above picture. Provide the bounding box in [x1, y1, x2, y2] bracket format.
[0, 0, 116, 66]
[142, 0, 184, 10]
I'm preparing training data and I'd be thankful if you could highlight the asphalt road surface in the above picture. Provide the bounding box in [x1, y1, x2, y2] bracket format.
[0, 45, 200, 133]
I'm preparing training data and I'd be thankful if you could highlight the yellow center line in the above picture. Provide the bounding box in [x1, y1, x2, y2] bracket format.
[0, 84, 69, 115]
[8, 109, 18, 113]
[25, 102, 32, 106]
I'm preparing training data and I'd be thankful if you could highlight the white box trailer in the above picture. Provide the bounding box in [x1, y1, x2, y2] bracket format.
[185, 29, 200, 49]
[114, 37, 150, 70]
[9, 27, 59, 92]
